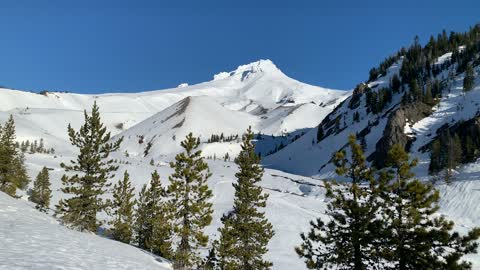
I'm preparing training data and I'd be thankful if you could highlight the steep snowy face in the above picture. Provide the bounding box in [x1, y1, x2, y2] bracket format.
[264, 49, 480, 181]
[117, 96, 259, 158]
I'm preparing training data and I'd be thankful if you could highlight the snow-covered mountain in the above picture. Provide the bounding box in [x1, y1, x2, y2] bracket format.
[2, 43, 480, 269]
[0, 59, 349, 270]
[0, 59, 348, 158]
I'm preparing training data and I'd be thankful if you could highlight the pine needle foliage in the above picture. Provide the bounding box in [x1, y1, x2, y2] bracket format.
[110, 170, 136, 244]
[168, 133, 213, 270]
[56, 102, 122, 232]
[134, 170, 173, 258]
[0, 115, 30, 197]
[217, 126, 274, 270]
[296, 134, 381, 270]
[29, 166, 52, 212]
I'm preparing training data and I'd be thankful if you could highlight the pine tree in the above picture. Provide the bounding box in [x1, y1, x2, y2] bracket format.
[463, 63, 475, 92]
[0, 115, 30, 197]
[33, 140, 38, 153]
[110, 170, 135, 244]
[429, 139, 443, 174]
[135, 185, 149, 248]
[391, 73, 401, 93]
[39, 138, 45, 152]
[168, 133, 213, 270]
[316, 125, 324, 142]
[378, 144, 480, 269]
[296, 134, 380, 270]
[217, 127, 274, 270]
[56, 102, 123, 232]
[29, 166, 52, 212]
[424, 80, 434, 105]
[202, 245, 220, 270]
[446, 133, 462, 184]
[134, 170, 172, 258]
[410, 79, 422, 102]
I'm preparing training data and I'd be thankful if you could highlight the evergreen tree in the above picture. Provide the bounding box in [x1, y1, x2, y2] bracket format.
[168, 133, 213, 270]
[134, 170, 172, 258]
[391, 73, 401, 93]
[202, 245, 220, 270]
[56, 102, 123, 232]
[110, 170, 136, 244]
[429, 139, 443, 174]
[316, 125, 324, 142]
[446, 133, 462, 184]
[410, 79, 422, 102]
[29, 166, 52, 212]
[296, 134, 380, 270]
[217, 127, 274, 270]
[0, 115, 30, 197]
[463, 63, 475, 92]
[378, 144, 480, 269]
[424, 80, 434, 105]
[39, 138, 44, 152]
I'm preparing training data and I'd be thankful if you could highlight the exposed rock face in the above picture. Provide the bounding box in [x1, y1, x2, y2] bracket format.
[371, 101, 432, 168]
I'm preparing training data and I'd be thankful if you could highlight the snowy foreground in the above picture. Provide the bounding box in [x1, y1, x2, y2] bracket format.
[0, 192, 171, 270]
[2, 155, 480, 269]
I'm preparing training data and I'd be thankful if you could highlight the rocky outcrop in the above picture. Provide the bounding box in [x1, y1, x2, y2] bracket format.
[370, 101, 432, 168]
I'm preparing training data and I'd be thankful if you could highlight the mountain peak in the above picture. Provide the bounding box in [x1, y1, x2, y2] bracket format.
[213, 59, 282, 81]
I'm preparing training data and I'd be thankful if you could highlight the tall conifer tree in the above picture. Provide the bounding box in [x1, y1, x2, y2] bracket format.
[296, 134, 380, 270]
[463, 63, 475, 92]
[134, 170, 173, 258]
[56, 102, 122, 232]
[0, 115, 30, 196]
[29, 166, 52, 212]
[217, 127, 274, 270]
[110, 170, 136, 244]
[378, 144, 480, 269]
[168, 133, 213, 270]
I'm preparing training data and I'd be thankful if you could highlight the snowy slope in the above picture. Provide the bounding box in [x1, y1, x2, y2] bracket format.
[5, 153, 480, 269]
[264, 50, 480, 179]
[0, 192, 172, 270]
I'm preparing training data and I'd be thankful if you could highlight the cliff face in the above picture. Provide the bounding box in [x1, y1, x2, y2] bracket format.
[371, 101, 432, 168]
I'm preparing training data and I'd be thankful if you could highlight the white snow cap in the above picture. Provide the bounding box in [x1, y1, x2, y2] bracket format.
[213, 59, 281, 81]
[177, 83, 189, 88]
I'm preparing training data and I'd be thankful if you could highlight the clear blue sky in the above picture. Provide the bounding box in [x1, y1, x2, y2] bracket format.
[0, 0, 478, 93]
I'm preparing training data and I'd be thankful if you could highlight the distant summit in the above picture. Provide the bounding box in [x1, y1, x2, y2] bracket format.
[213, 59, 283, 81]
